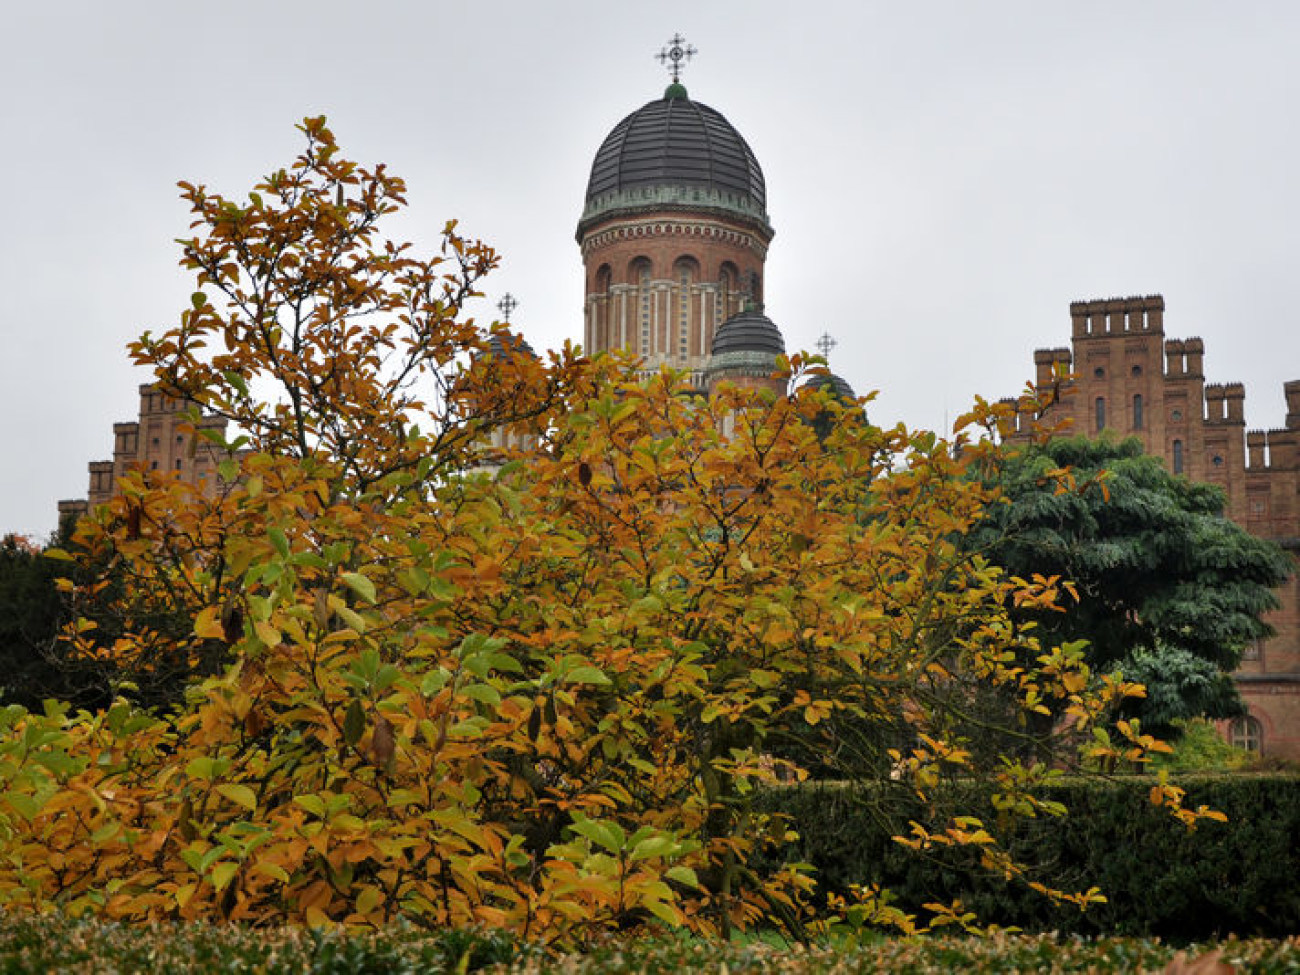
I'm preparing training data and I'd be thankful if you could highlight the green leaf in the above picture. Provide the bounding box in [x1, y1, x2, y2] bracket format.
[209, 861, 239, 892]
[566, 666, 612, 686]
[665, 865, 699, 888]
[268, 527, 289, 558]
[630, 835, 675, 861]
[421, 670, 450, 696]
[342, 572, 377, 604]
[462, 684, 502, 706]
[343, 699, 366, 747]
[216, 783, 257, 812]
[568, 815, 624, 853]
[222, 370, 249, 398]
[293, 794, 327, 818]
[645, 899, 681, 926]
[90, 822, 122, 845]
[334, 604, 367, 633]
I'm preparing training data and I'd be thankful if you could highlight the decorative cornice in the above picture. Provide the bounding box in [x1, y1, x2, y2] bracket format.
[580, 215, 770, 261]
[704, 350, 781, 377]
[577, 184, 772, 243]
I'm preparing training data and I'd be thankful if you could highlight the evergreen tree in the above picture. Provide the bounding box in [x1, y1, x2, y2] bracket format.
[971, 436, 1293, 735]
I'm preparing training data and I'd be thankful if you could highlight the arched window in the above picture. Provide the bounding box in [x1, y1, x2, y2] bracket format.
[594, 264, 612, 351]
[1229, 715, 1262, 753]
[631, 259, 652, 357]
[1172, 439, 1184, 474]
[1095, 397, 1106, 432]
[718, 262, 739, 328]
[1133, 394, 1144, 430]
[674, 258, 698, 361]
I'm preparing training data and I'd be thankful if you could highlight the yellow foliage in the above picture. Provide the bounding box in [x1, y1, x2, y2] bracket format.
[0, 119, 1197, 945]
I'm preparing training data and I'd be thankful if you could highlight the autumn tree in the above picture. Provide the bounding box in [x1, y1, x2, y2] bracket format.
[0, 121, 1213, 943]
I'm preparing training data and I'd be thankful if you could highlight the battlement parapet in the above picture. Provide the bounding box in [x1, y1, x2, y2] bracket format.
[1205, 381, 1246, 423]
[1071, 294, 1165, 338]
[1033, 347, 1072, 385]
[1166, 338, 1186, 376]
[1262, 427, 1299, 470]
[1285, 380, 1300, 426]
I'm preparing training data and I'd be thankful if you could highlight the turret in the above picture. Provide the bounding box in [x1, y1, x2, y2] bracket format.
[704, 307, 786, 395]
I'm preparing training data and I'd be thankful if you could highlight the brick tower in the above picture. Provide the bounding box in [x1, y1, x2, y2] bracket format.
[576, 37, 778, 393]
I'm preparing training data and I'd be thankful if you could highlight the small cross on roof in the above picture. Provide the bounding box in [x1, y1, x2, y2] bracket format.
[815, 332, 838, 361]
[656, 33, 697, 84]
[497, 293, 518, 323]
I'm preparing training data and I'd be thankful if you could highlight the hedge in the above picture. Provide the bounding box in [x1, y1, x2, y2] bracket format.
[755, 774, 1300, 939]
[3, 918, 1300, 974]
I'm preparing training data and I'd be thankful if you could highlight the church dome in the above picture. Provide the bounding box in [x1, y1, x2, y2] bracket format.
[711, 308, 785, 358]
[805, 372, 856, 401]
[481, 330, 536, 360]
[577, 85, 770, 238]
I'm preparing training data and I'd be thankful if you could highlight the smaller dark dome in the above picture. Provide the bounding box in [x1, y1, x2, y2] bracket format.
[711, 308, 785, 357]
[483, 330, 536, 360]
[805, 372, 856, 401]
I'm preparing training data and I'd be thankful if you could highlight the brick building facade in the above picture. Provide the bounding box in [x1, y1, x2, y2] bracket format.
[1002, 295, 1300, 757]
[58, 384, 228, 524]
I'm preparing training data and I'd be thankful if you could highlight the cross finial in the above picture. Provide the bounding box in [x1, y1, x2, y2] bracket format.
[815, 332, 838, 361]
[656, 33, 697, 84]
[497, 293, 518, 323]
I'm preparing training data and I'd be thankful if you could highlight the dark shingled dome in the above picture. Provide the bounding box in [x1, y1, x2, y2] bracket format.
[579, 88, 768, 237]
[711, 308, 786, 357]
[805, 372, 856, 400]
[483, 331, 536, 360]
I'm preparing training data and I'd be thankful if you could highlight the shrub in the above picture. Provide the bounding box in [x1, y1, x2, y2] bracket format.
[758, 774, 1300, 939]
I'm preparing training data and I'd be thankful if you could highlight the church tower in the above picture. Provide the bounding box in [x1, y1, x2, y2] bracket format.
[576, 36, 776, 391]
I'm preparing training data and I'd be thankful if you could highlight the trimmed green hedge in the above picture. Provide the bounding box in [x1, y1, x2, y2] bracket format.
[0, 917, 525, 974]
[3, 918, 1300, 974]
[756, 774, 1300, 939]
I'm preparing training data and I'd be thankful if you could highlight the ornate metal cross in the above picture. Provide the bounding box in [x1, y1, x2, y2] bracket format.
[656, 33, 697, 83]
[497, 293, 518, 323]
[815, 332, 838, 361]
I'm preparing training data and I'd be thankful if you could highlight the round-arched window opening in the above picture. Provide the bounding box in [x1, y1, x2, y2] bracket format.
[1132, 365, 1143, 377]
[1094, 367, 1105, 378]
[1229, 715, 1263, 753]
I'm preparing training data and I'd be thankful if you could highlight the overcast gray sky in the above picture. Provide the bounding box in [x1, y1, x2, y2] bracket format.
[3, 1, 1298, 539]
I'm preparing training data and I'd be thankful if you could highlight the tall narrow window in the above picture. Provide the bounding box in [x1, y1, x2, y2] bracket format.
[717, 264, 737, 329]
[1133, 394, 1144, 430]
[674, 259, 696, 361]
[595, 264, 612, 352]
[1172, 439, 1184, 474]
[1095, 397, 1106, 432]
[635, 261, 651, 357]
